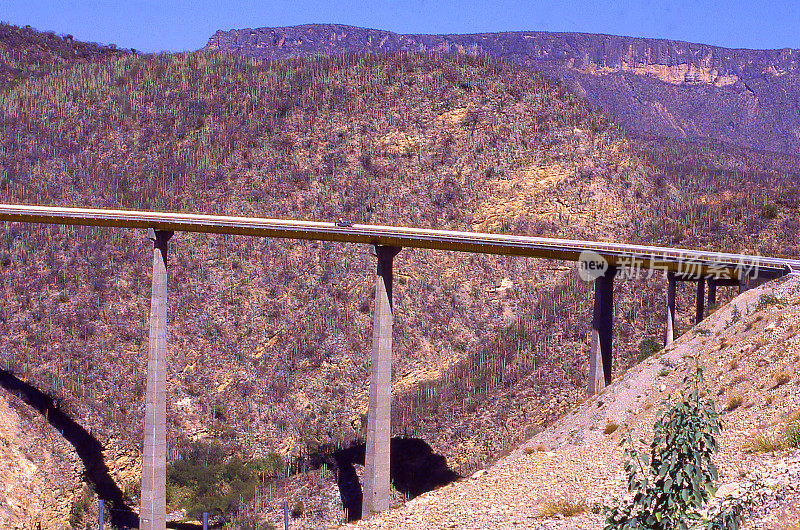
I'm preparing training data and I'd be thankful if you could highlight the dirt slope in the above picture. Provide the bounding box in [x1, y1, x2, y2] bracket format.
[348, 274, 800, 529]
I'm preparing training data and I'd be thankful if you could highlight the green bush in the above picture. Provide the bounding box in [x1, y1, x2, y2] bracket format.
[638, 337, 661, 361]
[757, 294, 782, 309]
[726, 305, 742, 327]
[68, 500, 83, 529]
[248, 451, 286, 482]
[760, 202, 778, 219]
[167, 441, 280, 520]
[605, 360, 743, 529]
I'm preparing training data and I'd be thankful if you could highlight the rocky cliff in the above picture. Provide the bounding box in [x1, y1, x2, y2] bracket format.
[206, 24, 800, 154]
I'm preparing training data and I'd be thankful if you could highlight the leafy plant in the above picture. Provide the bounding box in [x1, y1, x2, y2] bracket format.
[757, 294, 783, 309]
[726, 305, 742, 327]
[605, 360, 743, 529]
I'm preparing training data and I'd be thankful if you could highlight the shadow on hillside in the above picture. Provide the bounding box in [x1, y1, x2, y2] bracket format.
[0, 368, 140, 527]
[313, 437, 459, 522]
[0, 368, 225, 529]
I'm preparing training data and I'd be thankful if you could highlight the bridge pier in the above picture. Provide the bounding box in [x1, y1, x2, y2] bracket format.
[665, 272, 676, 346]
[141, 229, 172, 530]
[588, 266, 616, 395]
[695, 277, 706, 324]
[707, 277, 717, 306]
[362, 245, 401, 517]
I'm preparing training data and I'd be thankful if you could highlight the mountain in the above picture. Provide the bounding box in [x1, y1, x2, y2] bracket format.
[206, 24, 800, 155]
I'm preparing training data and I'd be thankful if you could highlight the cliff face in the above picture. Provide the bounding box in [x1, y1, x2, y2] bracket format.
[206, 25, 800, 154]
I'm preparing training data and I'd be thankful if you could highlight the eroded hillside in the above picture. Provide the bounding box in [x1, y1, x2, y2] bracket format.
[0, 24, 798, 527]
[350, 275, 800, 529]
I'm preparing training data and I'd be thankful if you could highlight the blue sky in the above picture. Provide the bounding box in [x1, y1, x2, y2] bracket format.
[2, 0, 798, 53]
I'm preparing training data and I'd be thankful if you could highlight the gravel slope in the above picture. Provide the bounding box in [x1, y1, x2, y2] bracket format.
[344, 274, 800, 530]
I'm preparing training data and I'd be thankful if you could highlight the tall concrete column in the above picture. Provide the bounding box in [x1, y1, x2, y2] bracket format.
[666, 272, 676, 346]
[695, 278, 706, 324]
[589, 266, 616, 395]
[362, 245, 400, 517]
[707, 277, 717, 306]
[141, 229, 172, 530]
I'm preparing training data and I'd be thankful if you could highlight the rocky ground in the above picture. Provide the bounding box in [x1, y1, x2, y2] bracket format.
[327, 274, 800, 530]
[0, 391, 82, 530]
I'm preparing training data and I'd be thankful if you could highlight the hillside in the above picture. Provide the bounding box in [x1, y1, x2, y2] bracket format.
[0, 24, 798, 527]
[207, 24, 800, 155]
[0, 23, 128, 92]
[349, 274, 800, 529]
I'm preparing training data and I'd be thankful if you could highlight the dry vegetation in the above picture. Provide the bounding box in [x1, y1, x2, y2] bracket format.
[0, 23, 799, 526]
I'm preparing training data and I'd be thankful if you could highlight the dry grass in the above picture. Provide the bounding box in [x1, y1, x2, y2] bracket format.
[540, 498, 588, 517]
[725, 395, 744, 411]
[775, 370, 793, 386]
[524, 444, 548, 454]
[746, 435, 787, 453]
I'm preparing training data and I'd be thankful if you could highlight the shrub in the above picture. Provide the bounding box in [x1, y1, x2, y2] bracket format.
[68, 499, 83, 529]
[605, 360, 743, 529]
[787, 411, 800, 448]
[541, 498, 587, 517]
[638, 337, 661, 361]
[727, 305, 742, 327]
[291, 499, 304, 518]
[726, 395, 743, 411]
[248, 451, 286, 482]
[758, 294, 783, 309]
[774, 370, 792, 386]
[604, 423, 619, 435]
[166, 440, 275, 520]
[747, 435, 786, 453]
[761, 202, 778, 219]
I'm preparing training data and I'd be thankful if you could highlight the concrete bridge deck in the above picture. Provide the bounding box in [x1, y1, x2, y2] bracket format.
[1, 203, 798, 277]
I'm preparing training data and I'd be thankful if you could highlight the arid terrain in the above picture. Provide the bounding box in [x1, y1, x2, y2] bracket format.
[346, 275, 800, 529]
[0, 22, 799, 528]
[207, 24, 800, 154]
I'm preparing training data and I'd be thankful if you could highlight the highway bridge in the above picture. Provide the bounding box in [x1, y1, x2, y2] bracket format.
[2, 203, 799, 527]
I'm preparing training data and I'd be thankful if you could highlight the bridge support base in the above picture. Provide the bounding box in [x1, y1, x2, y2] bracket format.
[589, 266, 616, 395]
[141, 229, 172, 530]
[362, 245, 400, 517]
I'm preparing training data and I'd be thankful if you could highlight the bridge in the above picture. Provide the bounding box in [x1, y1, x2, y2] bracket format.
[2, 203, 798, 527]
